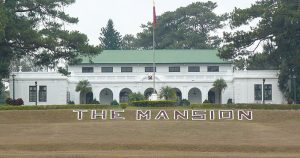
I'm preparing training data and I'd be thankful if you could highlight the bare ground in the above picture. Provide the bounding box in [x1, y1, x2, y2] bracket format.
[0, 109, 300, 158]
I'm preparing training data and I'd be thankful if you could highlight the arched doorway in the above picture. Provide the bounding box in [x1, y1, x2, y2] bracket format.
[188, 88, 202, 104]
[144, 88, 157, 99]
[208, 88, 219, 103]
[172, 88, 182, 102]
[86, 92, 94, 104]
[119, 88, 132, 103]
[80, 91, 94, 104]
[80, 92, 85, 104]
[100, 88, 113, 105]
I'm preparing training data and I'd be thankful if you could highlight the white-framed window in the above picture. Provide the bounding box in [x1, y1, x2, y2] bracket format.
[29, 86, 37, 102]
[145, 67, 156, 72]
[101, 67, 113, 73]
[188, 66, 200, 72]
[207, 66, 219, 72]
[254, 84, 262, 100]
[254, 84, 272, 101]
[82, 67, 94, 73]
[121, 67, 133, 72]
[169, 66, 180, 72]
[39, 86, 47, 102]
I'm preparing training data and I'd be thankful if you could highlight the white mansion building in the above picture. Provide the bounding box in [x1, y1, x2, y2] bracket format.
[9, 50, 285, 105]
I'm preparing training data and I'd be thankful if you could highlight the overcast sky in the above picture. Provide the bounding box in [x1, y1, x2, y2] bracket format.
[65, 0, 257, 45]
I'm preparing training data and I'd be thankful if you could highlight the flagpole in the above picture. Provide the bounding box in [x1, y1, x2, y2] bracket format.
[153, 20, 156, 95]
[151, 0, 157, 100]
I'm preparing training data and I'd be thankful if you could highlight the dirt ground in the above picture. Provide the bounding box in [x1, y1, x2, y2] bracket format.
[0, 109, 300, 158]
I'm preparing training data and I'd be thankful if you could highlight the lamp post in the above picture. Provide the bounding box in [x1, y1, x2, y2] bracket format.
[35, 81, 38, 106]
[293, 75, 297, 104]
[11, 74, 16, 100]
[262, 78, 266, 104]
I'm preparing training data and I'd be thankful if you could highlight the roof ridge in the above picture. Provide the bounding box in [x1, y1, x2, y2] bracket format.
[79, 49, 231, 64]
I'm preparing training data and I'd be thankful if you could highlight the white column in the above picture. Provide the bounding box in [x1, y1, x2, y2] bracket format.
[92, 88, 99, 101]
[182, 86, 188, 100]
[75, 92, 80, 104]
[202, 88, 209, 101]
[112, 87, 119, 102]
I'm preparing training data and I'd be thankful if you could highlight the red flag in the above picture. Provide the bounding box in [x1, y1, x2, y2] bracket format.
[153, 0, 156, 28]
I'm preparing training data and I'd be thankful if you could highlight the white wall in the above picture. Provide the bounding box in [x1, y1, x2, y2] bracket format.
[233, 71, 285, 104]
[10, 72, 68, 105]
[68, 63, 233, 75]
[9, 67, 286, 105]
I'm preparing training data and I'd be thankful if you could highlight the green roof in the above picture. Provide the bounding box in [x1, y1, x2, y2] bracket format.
[80, 49, 231, 64]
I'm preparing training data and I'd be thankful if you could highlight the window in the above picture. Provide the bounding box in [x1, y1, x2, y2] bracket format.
[254, 84, 272, 101]
[101, 67, 113, 73]
[254, 84, 262, 100]
[145, 67, 156, 72]
[188, 66, 200, 72]
[121, 67, 133, 72]
[169, 66, 180, 72]
[207, 66, 219, 72]
[29, 86, 37, 102]
[67, 91, 70, 103]
[82, 67, 94, 73]
[39, 86, 47, 102]
[264, 84, 272, 100]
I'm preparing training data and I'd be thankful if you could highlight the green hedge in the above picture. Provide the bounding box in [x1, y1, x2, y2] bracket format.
[0, 104, 113, 111]
[0, 103, 300, 111]
[190, 103, 300, 110]
[131, 100, 177, 107]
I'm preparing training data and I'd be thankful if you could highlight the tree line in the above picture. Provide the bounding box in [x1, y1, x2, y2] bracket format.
[0, 0, 299, 101]
[100, 1, 226, 50]
[100, 0, 300, 100]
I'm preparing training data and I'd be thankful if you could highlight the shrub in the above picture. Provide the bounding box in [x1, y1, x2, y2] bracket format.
[203, 99, 210, 103]
[5, 98, 12, 105]
[128, 92, 145, 102]
[227, 98, 233, 104]
[180, 99, 190, 106]
[190, 104, 197, 109]
[131, 100, 176, 107]
[120, 103, 128, 109]
[68, 101, 75, 105]
[111, 100, 119, 106]
[288, 98, 293, 104]
[15, 98, 24, 105]
[91, 99, 100, 104]
[5, 98, 24, 106]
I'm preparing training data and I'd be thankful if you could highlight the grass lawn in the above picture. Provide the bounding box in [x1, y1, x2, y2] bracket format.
[0, 108, 299, 157]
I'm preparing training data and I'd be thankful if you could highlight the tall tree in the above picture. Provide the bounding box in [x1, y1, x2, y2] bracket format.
[135, 1, 227, 49]
[234, 52, 279, 70]
[0, 0, 101, 79]
[213, 78, 227, 104]
[218, 0, 300, 98]
[99, 19, 122, 50]
[121, 34, 137, 50]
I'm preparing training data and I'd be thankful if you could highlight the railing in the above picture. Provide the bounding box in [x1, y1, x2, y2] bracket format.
[69, 72, 233, 82]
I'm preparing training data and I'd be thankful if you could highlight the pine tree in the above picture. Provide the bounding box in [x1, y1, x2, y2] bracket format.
[99, 19, 122, 50]
[0, 0, 101, 79]
[218, 0, 300, 97]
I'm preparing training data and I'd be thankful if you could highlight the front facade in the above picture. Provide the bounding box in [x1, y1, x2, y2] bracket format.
[9, 50, 286, 105]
